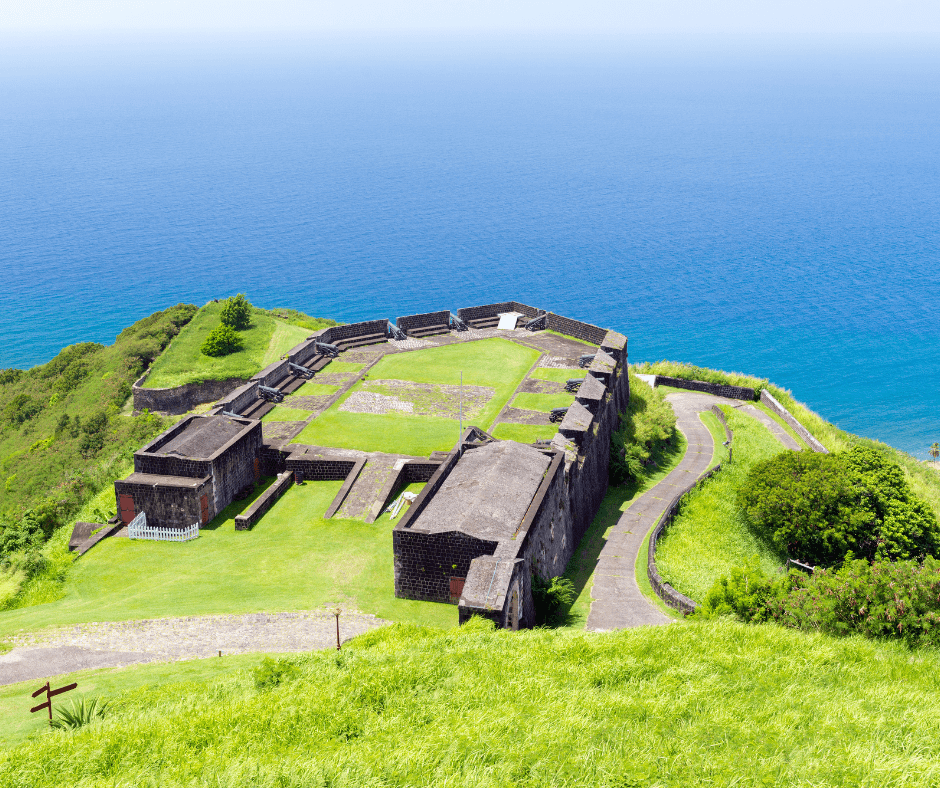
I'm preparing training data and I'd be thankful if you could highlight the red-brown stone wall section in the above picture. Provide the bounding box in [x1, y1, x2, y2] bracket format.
[393, 530, 499, 603]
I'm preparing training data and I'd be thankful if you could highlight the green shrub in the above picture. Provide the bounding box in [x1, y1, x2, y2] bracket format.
[201, 324, 244, 357]
[48, 696, 109, 730]
[738, 447, 939, 567]
[532, 574, 576, 626]
[694, 561, 775, 622]
[220, 293, 252, 331]
[609, 374, 677, 486]
[253, 656, 301, 690]
[3, 393, 41, 425]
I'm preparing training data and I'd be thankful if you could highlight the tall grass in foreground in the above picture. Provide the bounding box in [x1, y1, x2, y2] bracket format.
[3, 619, 940, 786]
[655, 407, 787, 602]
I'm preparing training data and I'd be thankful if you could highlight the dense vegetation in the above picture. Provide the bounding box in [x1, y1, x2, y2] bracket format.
[5, 619, 940, 786]
[698, 557, 940, 648]
[0, 305, 200, 609]
[609, 373, 677, 486]
[740, 446, 939, 566]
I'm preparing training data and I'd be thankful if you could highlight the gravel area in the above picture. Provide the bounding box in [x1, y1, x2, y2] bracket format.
[340, 380, 493, 418]
[2, 610, 389, 685]
[538, 356, 580, 369]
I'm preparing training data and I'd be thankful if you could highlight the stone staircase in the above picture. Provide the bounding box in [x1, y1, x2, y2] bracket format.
[336, 457, 401, 521]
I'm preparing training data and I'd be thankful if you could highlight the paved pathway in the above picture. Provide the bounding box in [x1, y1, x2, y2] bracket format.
[585, 393, 735, 631]
[737, 403, 803, 451]
[0, 610, 388, 687]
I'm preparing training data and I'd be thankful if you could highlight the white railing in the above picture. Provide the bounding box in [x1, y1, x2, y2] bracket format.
[128, 512, 199, 542]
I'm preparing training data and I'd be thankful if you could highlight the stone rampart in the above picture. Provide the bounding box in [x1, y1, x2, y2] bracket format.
[397, 310, 451, 333]
[654, 375, 755, 401]
[132, 374, 248, 415]
[545, 313, 607, 346]
[456, 301, 542, 323]
[321, 319, 389, 344]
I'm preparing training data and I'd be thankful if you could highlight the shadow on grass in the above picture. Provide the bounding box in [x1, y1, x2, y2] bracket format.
[202, 476, 278, 531]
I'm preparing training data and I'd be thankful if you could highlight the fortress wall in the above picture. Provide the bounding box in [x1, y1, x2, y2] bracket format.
[517, 452, 575, 581]
[397, 311, 451, 333]
[251, 359, 290, 388]
[393, 530, 499, 603]
[285, 455, 358, 482]
[132, 376, 248, 415]
[235, 471, 293, 531]
[321, 319, 389, 344]
[654, 375, 755, 401]
[545, 313, 607, 346]
[215, 382, 260, 417]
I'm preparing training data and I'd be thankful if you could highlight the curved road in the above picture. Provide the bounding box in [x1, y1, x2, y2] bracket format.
[585, 392, 797, 631]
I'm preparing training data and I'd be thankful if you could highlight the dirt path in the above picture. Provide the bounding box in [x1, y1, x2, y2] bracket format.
[0, 610, 388, 687]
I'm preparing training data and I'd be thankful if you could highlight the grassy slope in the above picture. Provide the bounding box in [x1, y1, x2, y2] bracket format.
[144, 303, 316, 389]
[293, 339, 539, 456]
[655, 406, 789, 602]
[0, 480, 452, 639]
[5, 619, 940, 786]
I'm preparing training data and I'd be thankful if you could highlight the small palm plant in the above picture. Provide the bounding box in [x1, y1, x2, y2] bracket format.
[930, 443, 940, 461]
[49, 696, 109, 730]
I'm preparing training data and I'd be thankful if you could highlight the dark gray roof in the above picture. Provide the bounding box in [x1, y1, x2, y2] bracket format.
[154, 416, 247, 459]
[412, 441, 550, 542]
[122, 473, 209, 488]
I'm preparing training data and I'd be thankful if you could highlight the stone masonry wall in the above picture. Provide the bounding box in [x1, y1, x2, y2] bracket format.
[545, 313, 607, 346]
[285, 456, 357, 481]
[654, 375, 755, 401]
[321, 319, 389, 344]
[208, 424, 263, 515]
[114, 476, 213, 529]
[393, 529, 499, 603]
[132, 376, 248, 415]
[397, 311, 451, 333]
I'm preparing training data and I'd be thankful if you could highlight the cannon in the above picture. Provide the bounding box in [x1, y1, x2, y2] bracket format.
[288, 362, 314, 378]
[549, 407, 569, 423]
[450, 315, 469, 331]
[258, 385, 285, 403]
[524, 313, 547, 331]
[221, 410, 241, 419]
[564, 378, 582, 393]
[388, 323, 407, 341]
[578, 354, 595, 368]
[315, 340, 340, 358]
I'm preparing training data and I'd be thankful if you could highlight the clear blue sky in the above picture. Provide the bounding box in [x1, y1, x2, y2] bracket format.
[2, 0, 939, 37]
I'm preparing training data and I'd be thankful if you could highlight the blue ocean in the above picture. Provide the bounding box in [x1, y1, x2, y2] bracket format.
[1, 36, 938, 458]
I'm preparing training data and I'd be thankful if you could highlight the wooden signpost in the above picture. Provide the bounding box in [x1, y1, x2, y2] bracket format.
[31, 681, 77, 721]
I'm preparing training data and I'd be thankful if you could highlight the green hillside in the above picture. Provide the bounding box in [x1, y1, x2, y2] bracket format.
[3, 619, 940, 785]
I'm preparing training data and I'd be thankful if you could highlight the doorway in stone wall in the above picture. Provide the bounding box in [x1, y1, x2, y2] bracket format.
[449, 576, 465, 604]
[200, 495, 209, 525]
[119, 494, 135, 524]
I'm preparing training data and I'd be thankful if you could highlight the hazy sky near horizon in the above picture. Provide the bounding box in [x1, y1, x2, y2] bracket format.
[3, 0, 940, 37]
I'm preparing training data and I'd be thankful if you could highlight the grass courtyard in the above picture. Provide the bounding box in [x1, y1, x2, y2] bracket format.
[293, 338, 540, 455]
[0, 480, 453, 640]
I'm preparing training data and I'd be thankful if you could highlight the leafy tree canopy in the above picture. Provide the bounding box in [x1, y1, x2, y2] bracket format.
[219, 293, 252, 331]
[201, 324, 244, 357]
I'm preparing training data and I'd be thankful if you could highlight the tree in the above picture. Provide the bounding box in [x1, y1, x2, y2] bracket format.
[201, 324, 244, 357]
[930, 443, 939, 461]
[738, 446, 940, 567]
[219, 294, 252, 331]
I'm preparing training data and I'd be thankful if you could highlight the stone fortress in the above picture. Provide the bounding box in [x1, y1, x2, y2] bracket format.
[115, 301, 629, 629]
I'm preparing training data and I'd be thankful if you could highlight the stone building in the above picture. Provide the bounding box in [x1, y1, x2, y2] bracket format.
[114, 414, 262, 529]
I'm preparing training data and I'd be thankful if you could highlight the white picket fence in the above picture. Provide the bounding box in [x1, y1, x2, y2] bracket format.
[128, 512, 199, 542]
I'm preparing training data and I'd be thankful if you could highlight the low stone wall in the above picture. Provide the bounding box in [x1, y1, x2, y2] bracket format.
[654, 375, 756, 401]
[285, 454, 358, 482]
[216, 382, 260, 416]
[397, 310, 450, 333]
[456, 301, 542, 323]
[132, 375, 248, 415]
[235, 471, 293, 531]
[251, 359, 290, 388]
[545, 313, 607, 346]
[322, 319, 389, 345]
[760, 390, 828, 453]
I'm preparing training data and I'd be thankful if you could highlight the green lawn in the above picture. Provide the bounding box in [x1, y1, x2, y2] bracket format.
[285, 384, 340, 397]
[529, 367, 585, 383]
[320, 361, 365, 376]
[491, 423, 558, 443]
[144, 303, 311, 388]
[8, 619, 940, 785]
[511, 391, 575, 412]
[293, 339, 539, 456]
[654, 407, 789, 602]
[0, 481, 454, 640]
